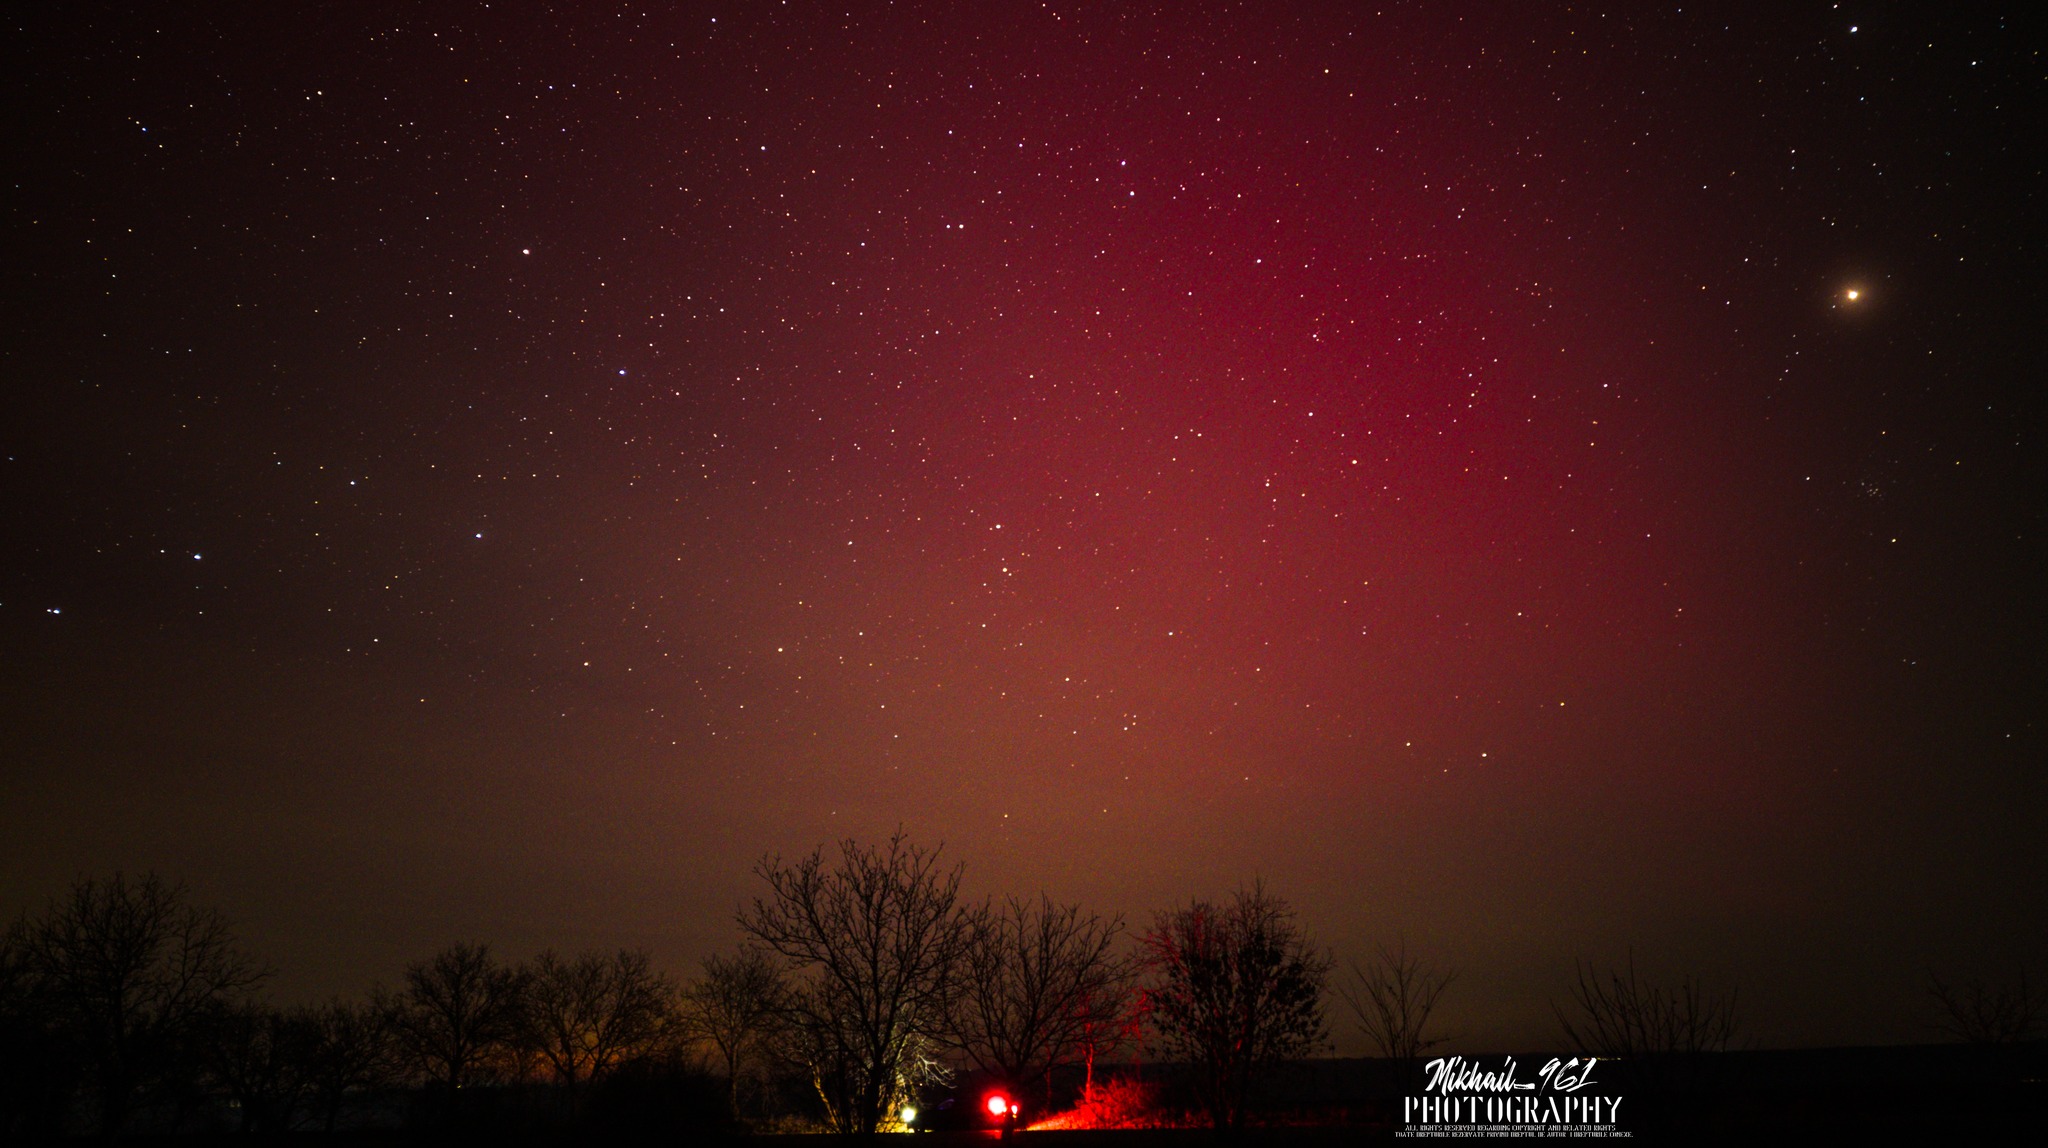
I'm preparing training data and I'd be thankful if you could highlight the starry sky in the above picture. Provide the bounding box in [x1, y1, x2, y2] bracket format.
[3, 2, 2042, 1051]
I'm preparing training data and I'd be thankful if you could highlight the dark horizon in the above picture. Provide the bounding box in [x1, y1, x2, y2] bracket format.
[4, 1, 2042, 1056]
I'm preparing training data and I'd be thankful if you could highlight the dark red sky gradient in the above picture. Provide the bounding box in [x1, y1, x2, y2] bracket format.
[4, 3, 2043, 1050]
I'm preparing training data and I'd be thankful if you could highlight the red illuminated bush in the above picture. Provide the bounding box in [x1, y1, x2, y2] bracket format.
[1026, 1077, 1178, 1130]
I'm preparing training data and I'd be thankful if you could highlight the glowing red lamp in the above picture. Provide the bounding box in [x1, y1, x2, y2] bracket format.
[986, 1094, 1011, 1117]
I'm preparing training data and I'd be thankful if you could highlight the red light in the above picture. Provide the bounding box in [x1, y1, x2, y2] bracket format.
[986, 1095, 1010, 1117]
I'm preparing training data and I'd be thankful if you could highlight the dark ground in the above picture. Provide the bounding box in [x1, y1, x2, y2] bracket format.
[17, 1044, 2043, 1143]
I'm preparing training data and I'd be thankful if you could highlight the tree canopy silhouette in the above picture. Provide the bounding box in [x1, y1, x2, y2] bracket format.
[13, 872, 266, 1136]
[1339, 941, 1455, 1080]
[683, 946, 788, 1118]
[385, 941, 525, 1093]
[520, 948, 679, 1093]
[946, 894, 1137, 1105]
[1140, 883, 1331, 1130]
[738, 830, 972, 1134]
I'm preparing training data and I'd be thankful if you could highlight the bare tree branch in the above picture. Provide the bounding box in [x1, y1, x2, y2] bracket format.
[1928, 970, 2037, 1045]
[1338, 941, 1455, 1065]
[1553, 953, 1737, 1061]
[519, 948, 679, 1093]
[682, 946, 788, 1119]
[17, 872, 266, 1136]
[737, 830, 972, 1134]
[385, 942, 525, 1093]
[305, 999, 395, 1133]
[1140, 882, 1332, 1130]
[201, 1002, 323, 1132]
[945, 894, 1138, 1106]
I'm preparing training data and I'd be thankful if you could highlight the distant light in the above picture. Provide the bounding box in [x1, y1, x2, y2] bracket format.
[619, 369, 628, 375]
[899, 1106, 918, 1124]
[521, 248, 531, 255]
[1845, 289, 1860, 301]
[986, 1095, 1011, 1117]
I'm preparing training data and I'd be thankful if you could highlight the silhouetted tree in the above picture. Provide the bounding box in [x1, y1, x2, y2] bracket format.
[203, 1002, 322, 1131]
[1929, 969, 2037, 1045]
[1339, 941, 1455, 1088]
[0, 919, 76, 1138]
[1140, 883, 1332, 1130]
[305, 999, 396, 1132]
[946, 895, 1138, 1106]
[738, 831, 973, 1134]
[387, 942, 526, 1093]
[682, 946, 788, 1119]
[15, 872, 265, 1135]
[519, 948, 679, 1095]
[1554, 954, 1737, 1060]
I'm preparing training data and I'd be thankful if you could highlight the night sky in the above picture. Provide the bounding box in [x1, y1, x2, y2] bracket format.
[4, 2, 2042, 1052]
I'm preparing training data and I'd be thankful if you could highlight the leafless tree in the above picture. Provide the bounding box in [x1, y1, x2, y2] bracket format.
[0, 921, 28, 1017]
[738, 831, 973, 1134]
[519, 948, 679, 1093]
[682, 946, 788, 1118]
[1140, 882, 1332, 1131]
[1340, 941, 1456, 1072]
[1554, 954, 1737, 1060]
[1928, 970, 2037, 1045]
[946, 895, 1138, 1105]
[0, 919, 72, 1139]
[386, 942, 526, 1092]
[15, 872, 266, 1135]
[202, 1002, 322, 1132]
[305, 999, 396, 1132]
